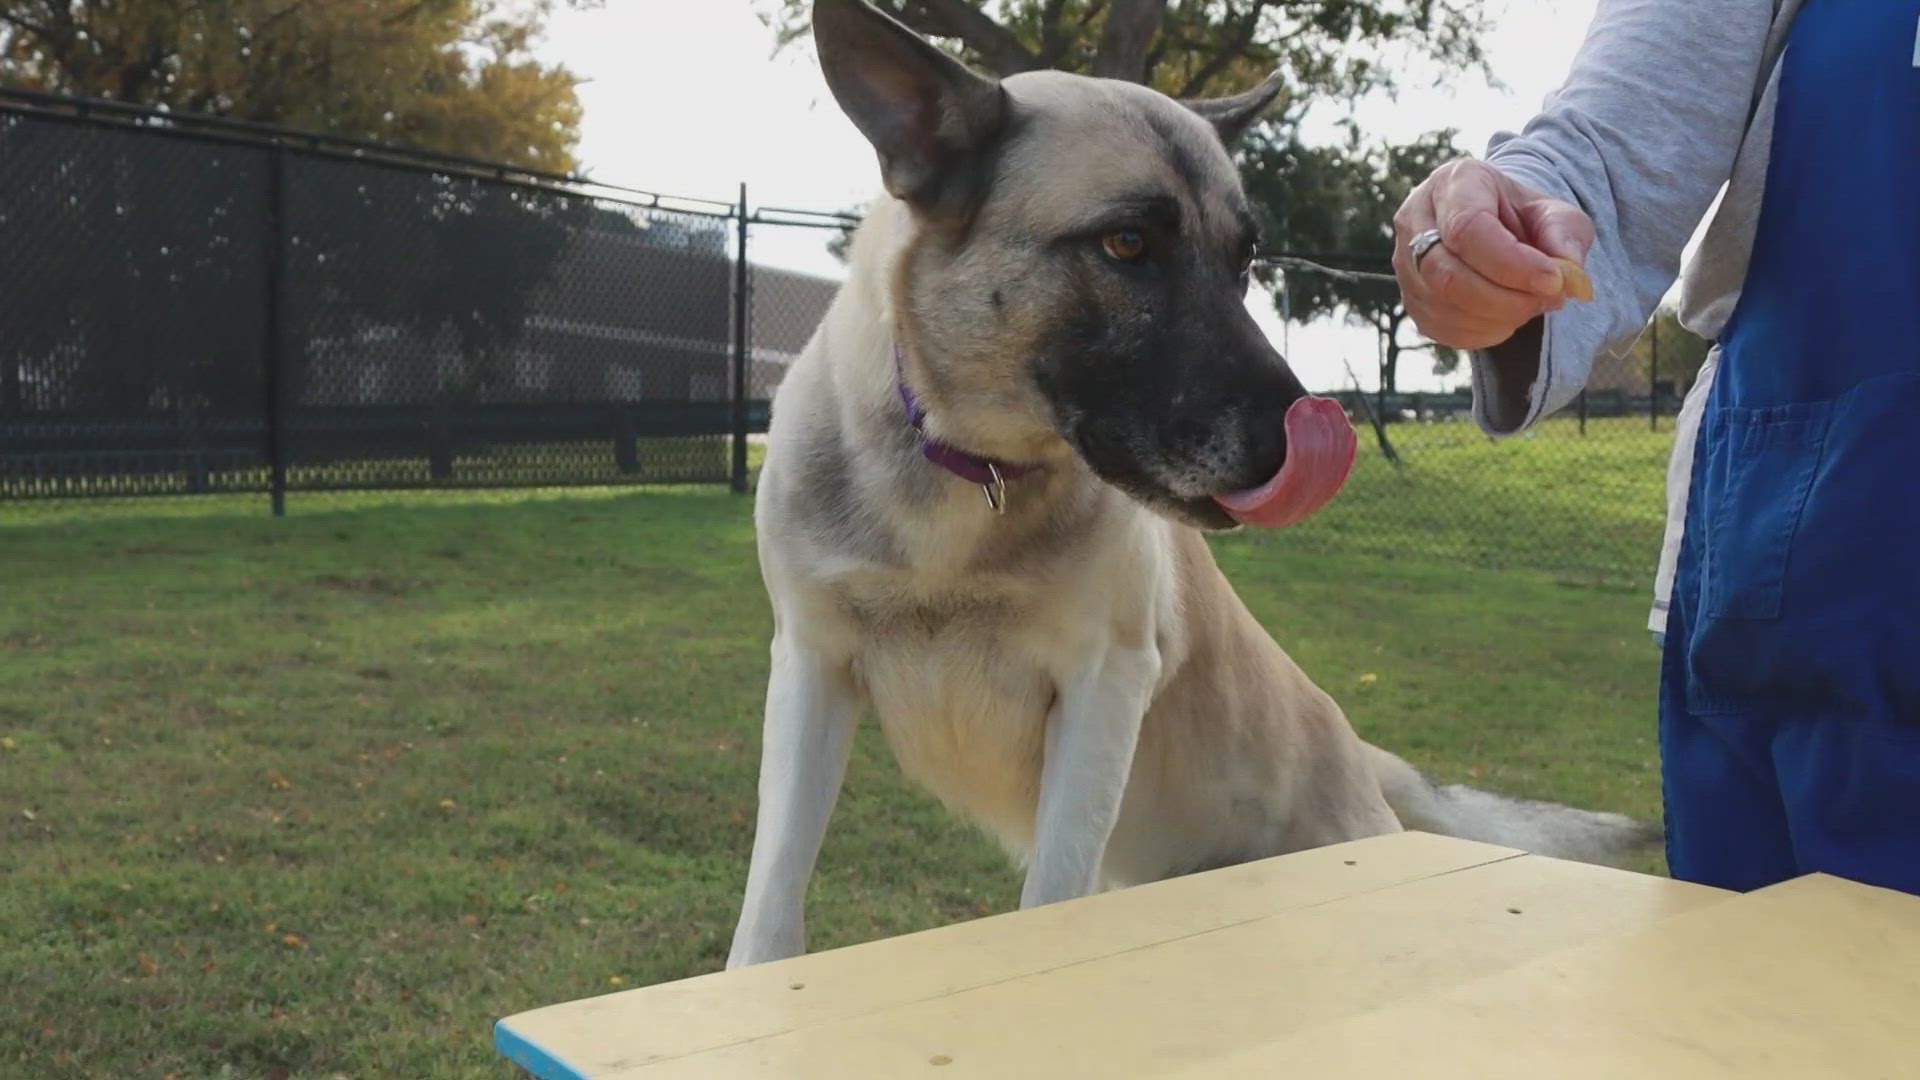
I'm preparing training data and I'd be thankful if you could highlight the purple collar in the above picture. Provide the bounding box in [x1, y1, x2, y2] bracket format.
[893, 345, 1036, 504]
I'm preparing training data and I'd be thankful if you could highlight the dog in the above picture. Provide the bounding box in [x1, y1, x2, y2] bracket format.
[728, 0, 1651, 968]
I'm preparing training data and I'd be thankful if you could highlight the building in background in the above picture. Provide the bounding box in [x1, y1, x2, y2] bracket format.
[748, 266, 840, 398]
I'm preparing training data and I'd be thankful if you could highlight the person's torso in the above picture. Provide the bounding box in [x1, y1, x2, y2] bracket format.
[1717, 0, 1920, 400]
[1679, 0, 1920, 720]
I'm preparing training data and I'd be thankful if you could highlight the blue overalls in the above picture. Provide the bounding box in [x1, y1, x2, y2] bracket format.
[1659, 0, 1920, 894]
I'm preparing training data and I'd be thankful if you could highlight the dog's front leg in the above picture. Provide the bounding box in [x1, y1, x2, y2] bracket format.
[727, 637, 857, 969]
[1022, 646, 1162, 908]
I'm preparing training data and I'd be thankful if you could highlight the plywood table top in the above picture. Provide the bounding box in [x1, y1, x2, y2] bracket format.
[498, 831, 1837, 1078]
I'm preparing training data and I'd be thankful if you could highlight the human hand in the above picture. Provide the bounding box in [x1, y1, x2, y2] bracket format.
[1391, 157, 1597, 351]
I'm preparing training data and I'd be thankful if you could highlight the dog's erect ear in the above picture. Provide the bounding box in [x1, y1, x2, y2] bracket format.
[812, 0, 1007, 214]
[1182, 70, 1287, 147]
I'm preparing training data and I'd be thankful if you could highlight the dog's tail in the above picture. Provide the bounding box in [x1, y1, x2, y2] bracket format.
[1363, 742, 1660, 868]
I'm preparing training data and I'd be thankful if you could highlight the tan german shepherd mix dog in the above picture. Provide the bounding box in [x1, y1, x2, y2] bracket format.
[729, 0, 1649, 968]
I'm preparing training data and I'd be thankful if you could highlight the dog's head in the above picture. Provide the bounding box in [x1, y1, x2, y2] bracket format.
[815, 0, 1352, 529]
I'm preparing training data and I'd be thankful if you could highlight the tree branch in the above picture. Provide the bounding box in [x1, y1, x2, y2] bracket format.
[114, 35, 176, 101]
[1091, 0, 1166, 82]
[891, 0, 1039, 75]
[381, 1, 439, 27]
[1036, 0, 1072, 67]
[1175, 1, 1268, 98]
[0, 11, 58, 40]
[262, 0, 328, 32]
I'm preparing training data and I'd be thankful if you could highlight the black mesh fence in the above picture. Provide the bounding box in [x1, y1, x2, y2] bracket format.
[278, 157, 738, 492]
[0, 92, 753, 509]
[0, 105, 273, 498]
[743, 210, 856, 407]
[1241, 257, 1694, 585]
[2, 90, 1700, 585]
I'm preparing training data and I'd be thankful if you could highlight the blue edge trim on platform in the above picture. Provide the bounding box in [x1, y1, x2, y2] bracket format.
[495, 1019, 591, 1080]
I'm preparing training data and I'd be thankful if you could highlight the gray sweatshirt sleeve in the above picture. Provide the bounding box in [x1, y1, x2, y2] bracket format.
[1469, 0, 1778, 435]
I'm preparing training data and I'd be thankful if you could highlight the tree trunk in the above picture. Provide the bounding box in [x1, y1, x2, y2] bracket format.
[1091, 0, 1168, 82]
[1355, 331, 1401, 465]
[1376, 308, 1416, 421]
[1377, 335, 1402, 423]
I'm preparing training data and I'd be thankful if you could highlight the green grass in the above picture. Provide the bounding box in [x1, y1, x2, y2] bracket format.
[0, 466, 1669, 1078]
[1284, 414, 1675, 585]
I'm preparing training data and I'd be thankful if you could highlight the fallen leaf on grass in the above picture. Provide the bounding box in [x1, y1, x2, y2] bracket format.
[1358, 672, 1379, 685]
[281, 933, 305, 949]
[269, 773, 292, 791]
[137, 954, 159, 977]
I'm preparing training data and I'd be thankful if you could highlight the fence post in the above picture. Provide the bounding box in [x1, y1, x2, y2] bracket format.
[730, 183, 750, 494]
[262, 143, 289, 517]
[1577, 388, 1588, 435]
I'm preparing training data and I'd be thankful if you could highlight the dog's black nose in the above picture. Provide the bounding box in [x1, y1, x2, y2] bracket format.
[1227, 354, 1308, 489]
[1232, 405, 1289, 491]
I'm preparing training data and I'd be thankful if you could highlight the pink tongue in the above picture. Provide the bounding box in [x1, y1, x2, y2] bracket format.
[1213, 396, 1357, 528]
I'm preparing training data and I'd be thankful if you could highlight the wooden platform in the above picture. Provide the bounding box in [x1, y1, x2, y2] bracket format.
[494, 832, 1920, 1078]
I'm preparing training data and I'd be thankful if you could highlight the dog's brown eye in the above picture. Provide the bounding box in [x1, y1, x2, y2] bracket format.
[1102, 230, 1147, 263]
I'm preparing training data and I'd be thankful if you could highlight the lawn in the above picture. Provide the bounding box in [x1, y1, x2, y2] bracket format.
[1, 446, 1671, 1078]
[1282, 413, 1675, 584]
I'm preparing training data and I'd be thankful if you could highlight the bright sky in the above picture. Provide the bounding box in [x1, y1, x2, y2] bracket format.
[540, 0, 1602, 393]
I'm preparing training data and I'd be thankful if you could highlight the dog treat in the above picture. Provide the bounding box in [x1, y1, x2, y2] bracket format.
[1555, 257, 1595, 302]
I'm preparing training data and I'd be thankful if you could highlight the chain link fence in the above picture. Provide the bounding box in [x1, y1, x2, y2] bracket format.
[1294, 347, 1683, 587]
[1, 89, 1696, 585]
[1218, 254, 1693, 586]
[741, 210, 858, 406]
[0, 90, 751, 511]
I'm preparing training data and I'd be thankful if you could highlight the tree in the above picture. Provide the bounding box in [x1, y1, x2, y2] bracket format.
[1627, 305, 1712, 396]
[1241, 123, 1460, 414]
[770, 2, 1493, 391]
[0, 2, 606, 430]
[757, 0, 1489, 104]
[0, 108, 600, 422]
[0, 0, 592, 171]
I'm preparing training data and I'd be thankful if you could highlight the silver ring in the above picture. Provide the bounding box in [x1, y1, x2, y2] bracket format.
[1408, 227, 1443, 265]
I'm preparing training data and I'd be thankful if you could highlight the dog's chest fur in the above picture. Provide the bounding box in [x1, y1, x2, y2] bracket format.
[841, 573, 1054, 852]
[820, 511, 1159, 859]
